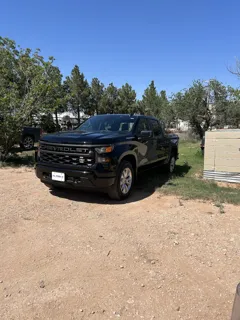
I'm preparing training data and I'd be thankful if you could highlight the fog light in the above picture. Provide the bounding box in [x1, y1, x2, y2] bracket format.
[97, 157, 111, 163]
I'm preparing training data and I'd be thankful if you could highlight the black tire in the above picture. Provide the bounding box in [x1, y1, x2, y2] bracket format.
[164, 155, 176, 174]
[21, 135, 34, 150]
[51, 184, 64, 191]
[108, 161, 134, 200]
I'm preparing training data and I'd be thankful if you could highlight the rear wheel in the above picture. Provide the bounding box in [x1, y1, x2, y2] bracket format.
[21, 135, 34, 150]
[164, 155, 176, 173]
[108, 161, 134, 200]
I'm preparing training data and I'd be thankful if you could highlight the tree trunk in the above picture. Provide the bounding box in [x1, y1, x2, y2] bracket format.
[77, 106, 80, 124]
[191, 119, 204, 139]
[54, 111, 58, 126]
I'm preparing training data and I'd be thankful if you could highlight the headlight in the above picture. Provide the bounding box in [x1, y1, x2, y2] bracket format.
[95, 145, 114, 154]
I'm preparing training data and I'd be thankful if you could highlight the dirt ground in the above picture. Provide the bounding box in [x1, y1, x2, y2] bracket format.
[0, 168, 239, 320]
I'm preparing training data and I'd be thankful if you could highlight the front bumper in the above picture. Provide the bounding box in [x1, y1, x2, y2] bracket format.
[35, 164, 116, 190]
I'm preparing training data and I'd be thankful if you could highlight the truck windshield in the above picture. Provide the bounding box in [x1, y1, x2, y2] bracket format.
[76, 115, 137, 133]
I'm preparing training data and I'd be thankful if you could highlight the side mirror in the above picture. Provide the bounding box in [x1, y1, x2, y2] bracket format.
[139, 130, 153, 139]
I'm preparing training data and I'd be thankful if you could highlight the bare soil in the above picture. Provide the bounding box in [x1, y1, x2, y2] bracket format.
[0, 168, 239, 320]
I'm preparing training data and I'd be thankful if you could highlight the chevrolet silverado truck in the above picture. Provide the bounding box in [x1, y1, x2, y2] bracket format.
[35, 114, 179, 200]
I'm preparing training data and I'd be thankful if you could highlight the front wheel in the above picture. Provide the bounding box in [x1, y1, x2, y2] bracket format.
[108, 161, 134, 200]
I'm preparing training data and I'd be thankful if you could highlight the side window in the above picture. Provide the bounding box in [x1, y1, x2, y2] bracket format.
[150, 119, 163, 137]
[136, 119, 150, 135]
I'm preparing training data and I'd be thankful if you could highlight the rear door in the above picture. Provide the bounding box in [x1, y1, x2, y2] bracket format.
[149, 119, 170, 162]
[135, 118, 154, 166]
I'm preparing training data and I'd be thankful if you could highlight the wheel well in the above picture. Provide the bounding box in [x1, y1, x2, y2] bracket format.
[23, 134, 35, 142]
[121, 155, 137, 173]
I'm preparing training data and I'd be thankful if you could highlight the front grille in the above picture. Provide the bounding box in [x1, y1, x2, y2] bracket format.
[39, 143, 95, 167]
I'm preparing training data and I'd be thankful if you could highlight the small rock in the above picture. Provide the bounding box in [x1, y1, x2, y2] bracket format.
[179, 199, 184, 206]
[157, 285, 162, 289]
[174, 241, 179, 246]
[176, 306, 180, 311]
[80, 309, 83, 312]
[91, 311, 95, 314]
[127, 298, 134, 304]
[39, 280, 45, 288]
[0, 280, 3, 283]
[141, 284, 145, 287]
[120, 265, 124, 269]
[151, 260, 156, 265]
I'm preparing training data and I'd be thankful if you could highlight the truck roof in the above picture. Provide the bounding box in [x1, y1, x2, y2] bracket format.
[95, 114, 159, 120]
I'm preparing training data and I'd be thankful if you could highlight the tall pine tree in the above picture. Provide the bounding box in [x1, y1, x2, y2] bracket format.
[99, 83, 119, 114]
[141, 81, 160, 117]
[90, 78, 104, 115]
[118, 83, 137, 114]
[65, 65, 89, 123]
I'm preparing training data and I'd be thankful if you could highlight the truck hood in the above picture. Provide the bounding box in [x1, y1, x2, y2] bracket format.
[40, 130, 133, 145]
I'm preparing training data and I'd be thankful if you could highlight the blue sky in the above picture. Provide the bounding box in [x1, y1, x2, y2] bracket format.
[1, 0, 240, 98]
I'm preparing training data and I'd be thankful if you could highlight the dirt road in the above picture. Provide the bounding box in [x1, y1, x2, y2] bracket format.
[0, 168, 239, 319]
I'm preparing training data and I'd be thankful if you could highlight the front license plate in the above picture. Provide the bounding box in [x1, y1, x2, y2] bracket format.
[52, 172, 65, 182]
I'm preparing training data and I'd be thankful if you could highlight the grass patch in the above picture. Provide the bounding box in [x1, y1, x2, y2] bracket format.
[161, 141, 240, 205]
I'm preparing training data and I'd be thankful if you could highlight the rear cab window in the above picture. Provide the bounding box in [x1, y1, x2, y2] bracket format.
[149, 119, 163, 138]
[136, 118, 151, 135]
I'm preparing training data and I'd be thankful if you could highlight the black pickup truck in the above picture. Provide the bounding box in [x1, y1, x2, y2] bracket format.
[0, 116, 41, 150]
[35, 114, 179, 200]
[20, 127, 42, 150]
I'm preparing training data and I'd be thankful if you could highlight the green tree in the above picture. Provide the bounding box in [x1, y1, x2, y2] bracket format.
[117, 83, 137, 114]
[0, 37, 61, 159]
[99, 83, 119, 114]
[65, 65, 90, 122]
[45, 65, 66, 128]
[172, 80, 230, 138]
[89, 78, 104, 115]
[158, 90, 177, 127]
[141, 81, 162, 117]
[227, 87, 240, 128]
[208, 79, 229, 128]
[172, 81, 209, 138]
